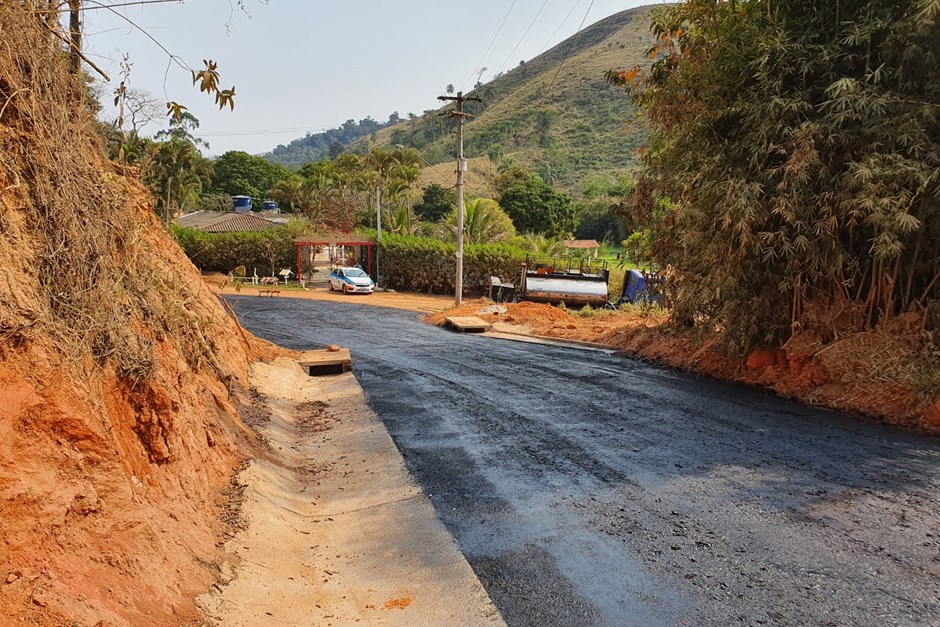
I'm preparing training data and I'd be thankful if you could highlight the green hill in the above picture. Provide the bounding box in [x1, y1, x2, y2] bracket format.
[355, 5, 657, 194]
[264, 116, 397, 167]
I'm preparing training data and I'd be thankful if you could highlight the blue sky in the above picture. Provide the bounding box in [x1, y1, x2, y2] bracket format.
[82, 0, 655, 155]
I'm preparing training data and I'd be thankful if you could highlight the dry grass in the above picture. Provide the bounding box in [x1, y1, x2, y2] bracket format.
[0, 4, 227, 383]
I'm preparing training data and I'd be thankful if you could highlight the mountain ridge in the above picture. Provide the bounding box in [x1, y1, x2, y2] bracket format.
[263, 5, 657, 193]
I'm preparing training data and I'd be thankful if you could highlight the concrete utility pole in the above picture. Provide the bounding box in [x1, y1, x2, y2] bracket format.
[375, 187, 381, 290]
[438, 91, 481, 305]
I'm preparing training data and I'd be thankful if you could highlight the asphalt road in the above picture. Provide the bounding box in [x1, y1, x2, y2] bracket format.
[228, 296, 940, 627]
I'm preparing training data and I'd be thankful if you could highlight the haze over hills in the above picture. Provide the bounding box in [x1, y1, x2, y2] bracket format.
[263, 5, 657, 193]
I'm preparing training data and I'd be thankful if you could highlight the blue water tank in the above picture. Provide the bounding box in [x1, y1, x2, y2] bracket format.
[233, 195, 252, 212]
[262, 200, 278, 211]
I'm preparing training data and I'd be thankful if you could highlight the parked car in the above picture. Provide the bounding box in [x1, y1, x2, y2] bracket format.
[328, 266, 375, 294]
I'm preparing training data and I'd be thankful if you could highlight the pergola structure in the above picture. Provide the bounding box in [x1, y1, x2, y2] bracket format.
[293, 233, 375, 282]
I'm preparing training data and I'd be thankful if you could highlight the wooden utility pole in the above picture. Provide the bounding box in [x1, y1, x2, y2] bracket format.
[438, 91, 480, 305]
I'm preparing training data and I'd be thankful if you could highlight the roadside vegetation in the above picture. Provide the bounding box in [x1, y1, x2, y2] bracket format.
[611, 0, 940, 350]
[600, 0, 940, 424]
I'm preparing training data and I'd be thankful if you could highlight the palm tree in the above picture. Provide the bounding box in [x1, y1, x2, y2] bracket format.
[147, 137, 209, 223]
[383, 178, 420, 236]
[271, 174, 305, 212]
[521, 232, 566, 256]
[487, 143, 504, 166]
[301, 167, 336, 225]
[447, 198, 516, 245]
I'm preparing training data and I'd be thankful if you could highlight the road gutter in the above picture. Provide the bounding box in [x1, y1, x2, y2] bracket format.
[197, 357, 504, 626]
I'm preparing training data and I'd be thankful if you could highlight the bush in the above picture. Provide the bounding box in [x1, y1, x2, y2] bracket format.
[379, 234, 525, 295]
[171, 225, 299, 276]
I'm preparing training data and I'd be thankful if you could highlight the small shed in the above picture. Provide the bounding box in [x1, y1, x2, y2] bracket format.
[178, 211, 277, 233]
[563, 239, 601, 258]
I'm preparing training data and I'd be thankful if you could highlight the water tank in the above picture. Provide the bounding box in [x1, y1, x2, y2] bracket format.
[232, 195, 252, 212]
[262, 200, 278, 211]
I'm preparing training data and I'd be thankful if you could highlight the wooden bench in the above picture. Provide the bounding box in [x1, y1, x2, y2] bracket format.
[258, 276, 280, 296]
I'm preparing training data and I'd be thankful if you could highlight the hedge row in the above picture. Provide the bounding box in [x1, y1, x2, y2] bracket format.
[171, 226, 297, 276]
[379, 234, 525, 295]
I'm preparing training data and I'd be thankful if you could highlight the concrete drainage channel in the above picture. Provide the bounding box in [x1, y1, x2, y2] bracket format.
[198, 354, 504, 626]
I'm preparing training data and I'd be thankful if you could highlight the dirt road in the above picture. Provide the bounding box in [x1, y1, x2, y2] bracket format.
[228, 296, 940, 627]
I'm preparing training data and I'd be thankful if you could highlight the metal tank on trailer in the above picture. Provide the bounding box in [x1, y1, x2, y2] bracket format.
[519, 255, 610, 308]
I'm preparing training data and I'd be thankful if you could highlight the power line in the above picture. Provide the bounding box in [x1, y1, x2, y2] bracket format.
[46, 0, 187, 11]
[537, 0, 583, 56]
[198, 124, 343, 137]
[459, 0, 518, 92]
[539, 0, 595, 102]
[494, 0, 551, 76]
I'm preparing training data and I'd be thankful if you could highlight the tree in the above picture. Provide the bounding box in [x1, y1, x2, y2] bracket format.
[487, 143, 504, 166]
[270, 174, 306, 212]
[154, 112, 208, 148]
[212, 151, 287, 202]
[118, 87, 163, 134]
[445, 198, 516, 245]
[147, 137, 212, 223]
[575, 198, 627, 244]
[534, 108, 558, 147]
[575, 173, 634, 243]
[413, 183, 456, 222]
[499, 177, 577, 236]
[65, 1, 237, 121]
[521, 233, 566, 257]
[609, 0, 940, 347]
[493, 164, 531, 195]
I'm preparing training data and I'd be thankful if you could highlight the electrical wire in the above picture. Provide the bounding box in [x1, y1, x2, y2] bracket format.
[49, 0, 187, 11]
[539, 0, 595, 101]
[494, 0, 551, 76]
[198, 123, 347, 137]
[537, 0, 583, 56]
[459, 0, 518, 92]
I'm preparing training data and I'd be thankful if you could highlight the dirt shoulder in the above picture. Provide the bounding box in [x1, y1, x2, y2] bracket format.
[426, 300, 940, 436]
[215, 284, 452, 314]
[197, 357, 503, 626]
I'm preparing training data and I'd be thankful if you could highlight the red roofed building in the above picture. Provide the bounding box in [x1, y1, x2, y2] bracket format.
[563, 239, 601, 258]
[177, 211, 278, 233]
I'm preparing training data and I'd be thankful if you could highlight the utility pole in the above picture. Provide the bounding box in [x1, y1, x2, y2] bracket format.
[438, 91, 481, 305]
[375, 186, 381, 290]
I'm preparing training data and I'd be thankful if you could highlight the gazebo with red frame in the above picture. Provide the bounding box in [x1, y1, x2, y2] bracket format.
[293, 232, 376, 283]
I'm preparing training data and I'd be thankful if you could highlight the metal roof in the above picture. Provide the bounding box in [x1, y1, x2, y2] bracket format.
[178, 211, 278, 232]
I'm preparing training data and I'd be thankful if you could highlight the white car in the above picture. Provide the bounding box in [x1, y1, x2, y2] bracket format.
[328, 266, 375, 294]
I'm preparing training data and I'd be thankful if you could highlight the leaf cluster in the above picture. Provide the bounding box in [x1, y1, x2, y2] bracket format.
[378, 234, 525, 296]
[170, 224, 301, 276]
[618, 0, 940, 349]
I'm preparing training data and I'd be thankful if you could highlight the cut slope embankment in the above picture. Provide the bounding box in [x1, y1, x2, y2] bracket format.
[0, 5, 278, 625]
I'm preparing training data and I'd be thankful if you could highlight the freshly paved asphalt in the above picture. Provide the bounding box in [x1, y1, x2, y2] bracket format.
[228, 295, 940, 627]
